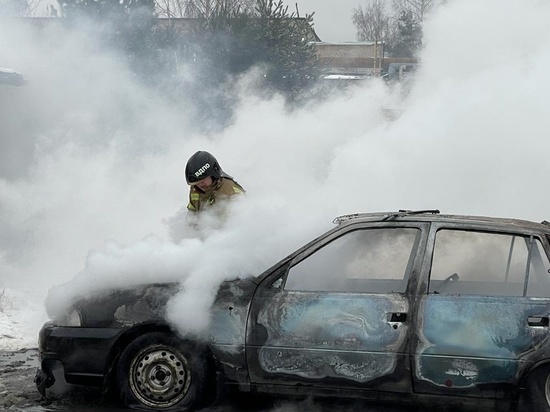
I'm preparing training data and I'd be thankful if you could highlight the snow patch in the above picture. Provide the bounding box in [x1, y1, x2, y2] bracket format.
[0, 288, 48, 351]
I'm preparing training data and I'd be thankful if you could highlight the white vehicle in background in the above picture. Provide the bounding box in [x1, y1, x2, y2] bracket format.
[0, 67, 27, 86]
[384, 62, 419, 83]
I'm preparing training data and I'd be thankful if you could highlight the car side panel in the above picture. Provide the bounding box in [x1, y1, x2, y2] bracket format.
[247, 291, 412, 391]
[245, 221, 430, 393]
[208, 278, 257, 385]
[413, 294, 550, 396]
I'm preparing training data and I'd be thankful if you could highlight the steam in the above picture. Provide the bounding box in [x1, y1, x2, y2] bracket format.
[2, 0, 550, 338]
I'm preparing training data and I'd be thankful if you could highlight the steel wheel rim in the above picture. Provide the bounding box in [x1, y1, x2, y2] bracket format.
[129, 344, 191, 408]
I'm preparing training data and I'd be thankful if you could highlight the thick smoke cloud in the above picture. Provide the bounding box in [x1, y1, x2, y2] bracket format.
[2, 0, 550, 337]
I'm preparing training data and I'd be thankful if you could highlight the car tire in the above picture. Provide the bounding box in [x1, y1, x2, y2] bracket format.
[526, 365, 550, 412]
[117, 332, 213, 411]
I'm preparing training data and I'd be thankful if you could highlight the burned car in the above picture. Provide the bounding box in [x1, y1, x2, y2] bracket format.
[36, 210, 550, 411]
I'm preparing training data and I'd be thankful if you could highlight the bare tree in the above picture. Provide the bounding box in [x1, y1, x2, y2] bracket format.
[392, 0, 440, 22]
[352, 0, 394, 43]
[155, 0, 254, 18]
[0, 0, 46, 16]
[352, 0, 395, 68]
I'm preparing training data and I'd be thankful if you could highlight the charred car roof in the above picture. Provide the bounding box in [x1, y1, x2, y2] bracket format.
[333, 209, 550, 233]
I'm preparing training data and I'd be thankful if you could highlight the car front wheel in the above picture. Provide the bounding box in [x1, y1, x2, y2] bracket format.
[117, 332, 213, 411]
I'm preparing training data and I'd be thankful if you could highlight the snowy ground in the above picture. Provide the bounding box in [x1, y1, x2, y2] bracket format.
[0, 287, 48, 351]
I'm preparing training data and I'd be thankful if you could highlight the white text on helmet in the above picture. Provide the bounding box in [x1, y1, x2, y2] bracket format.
[195, 163, 211, 177]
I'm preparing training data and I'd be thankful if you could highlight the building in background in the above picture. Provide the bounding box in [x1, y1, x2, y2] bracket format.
[313, 41, 417, 79]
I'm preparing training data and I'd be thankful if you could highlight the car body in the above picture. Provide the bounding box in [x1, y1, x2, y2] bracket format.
[36, 210, 550, 411]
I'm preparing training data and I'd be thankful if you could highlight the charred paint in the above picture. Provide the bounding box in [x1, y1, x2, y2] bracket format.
[415, 294, 550, 388]
[209, 278, 256, 345]
[74, 283, 178, 327]
[208, 278, 257, 384]
[255, 291, 409, 382]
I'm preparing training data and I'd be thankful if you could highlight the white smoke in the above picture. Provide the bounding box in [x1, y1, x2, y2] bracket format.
[2, 0, 550, 338]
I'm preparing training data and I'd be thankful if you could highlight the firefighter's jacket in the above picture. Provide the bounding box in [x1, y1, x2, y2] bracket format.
[187, 177, 245, 212]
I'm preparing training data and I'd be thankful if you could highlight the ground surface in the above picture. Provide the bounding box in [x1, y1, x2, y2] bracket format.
[0, 349, 44, 410]
[0, 348, 419, 411]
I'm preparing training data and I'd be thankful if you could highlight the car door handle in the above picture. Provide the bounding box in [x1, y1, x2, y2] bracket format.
[528, 316, 549, 327]
[388, 313, 407, 323]
[387, 313, 407, 330]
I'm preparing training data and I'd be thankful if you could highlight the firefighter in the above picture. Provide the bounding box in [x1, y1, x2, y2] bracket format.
[185, 151, 245, 212]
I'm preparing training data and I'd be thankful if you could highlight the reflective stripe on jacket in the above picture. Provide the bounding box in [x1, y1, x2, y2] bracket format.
[187, 177, 244, 212]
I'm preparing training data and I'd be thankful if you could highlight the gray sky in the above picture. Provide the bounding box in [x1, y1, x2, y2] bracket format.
[283, 0, 361, 42]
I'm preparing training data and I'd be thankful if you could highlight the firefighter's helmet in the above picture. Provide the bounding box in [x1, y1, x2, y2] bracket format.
[185, 151, 222, 184]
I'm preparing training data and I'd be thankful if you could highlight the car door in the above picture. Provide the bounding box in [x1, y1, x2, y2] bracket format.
[246, 222, 429, 393]
[412, 223, 550, 398]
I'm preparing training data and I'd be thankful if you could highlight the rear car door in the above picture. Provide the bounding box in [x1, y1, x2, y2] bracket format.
[247, 222, 429, 393]
[412, 223, 550, 398]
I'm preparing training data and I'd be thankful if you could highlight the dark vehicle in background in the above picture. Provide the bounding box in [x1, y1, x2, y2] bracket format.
[36, 210, 550, 411]
[0, 67, 27, 86]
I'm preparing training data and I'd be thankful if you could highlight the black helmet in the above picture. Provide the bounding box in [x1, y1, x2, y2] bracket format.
[185, 151, 222, 184]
